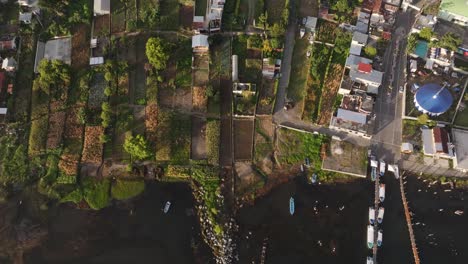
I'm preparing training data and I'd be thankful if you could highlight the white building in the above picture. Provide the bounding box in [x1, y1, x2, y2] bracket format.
[421, 127, 454, 158]
[192, 34, 209, 53]
[34, 37, 72, 73]
[438, 0, 468, 26]
[2, 57, 17, 72]
[94, 0, 110, 16]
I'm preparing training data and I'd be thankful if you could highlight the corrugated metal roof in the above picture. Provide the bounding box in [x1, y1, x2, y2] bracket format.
[337, 109, 367, 124]
[192, 34, 209, 48]
[422, 128, 435, 155]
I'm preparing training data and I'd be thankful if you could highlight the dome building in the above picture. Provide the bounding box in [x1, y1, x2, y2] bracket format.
[414, 83, 453, 116]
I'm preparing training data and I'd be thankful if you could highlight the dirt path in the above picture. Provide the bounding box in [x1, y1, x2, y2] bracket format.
[247, 0, 255, 26]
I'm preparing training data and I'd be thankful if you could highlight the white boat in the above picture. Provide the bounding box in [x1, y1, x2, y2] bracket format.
[379, 160, 386, 176]
[300, 28, 305, 38]
[163, 201, 171, 213]
[301, 164, 304, 172]
[370, 159, 378, 181]
[306, 50, 311, 57]
[454, 210, 464, 215]
[367, 256, 374, 264]
[377, 229, 383, 247]
[367, 225, 374, 249]
[377, 207, 384, 223]
[369, 207, 375, 225]
[379, 184, 385, 202]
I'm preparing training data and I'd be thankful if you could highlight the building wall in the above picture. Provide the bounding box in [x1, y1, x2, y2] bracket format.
[438, 10, 468, 26]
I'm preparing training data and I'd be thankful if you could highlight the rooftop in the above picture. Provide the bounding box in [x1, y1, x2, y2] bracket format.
[440, 0, 468, 19]
[336, 108, 368, 124]
[305, 16, 318, 31]
[192, 34, 209, 48]
[452, 128, 468, 171]
[362, 0, 383, 13]
[94, 0, 111, 15]
[34, 37, 72, 72]
[352, 31, 369, 44]
[345, 54, 372, 67]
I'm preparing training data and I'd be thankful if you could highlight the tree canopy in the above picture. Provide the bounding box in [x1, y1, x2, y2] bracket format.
[418, 28, 433, 42]
[145, 37, 170, 70]
[124, 134, 152, 161]
[436, 32, 461, 51]
[364, 45, 377, 58]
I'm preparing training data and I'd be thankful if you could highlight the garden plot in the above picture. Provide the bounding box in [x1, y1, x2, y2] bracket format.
[92, 14, 110, 57]
[71, 24, 90, 70]
[193, 86, 207, 112]
[316, 20, 339, 44]
[265, 0, 287, 24]
[254, 116, 274, 174]
[12, 32, 34, 120]
[82, 126, 104, 165]
[316, 63, 343, 125]
[191, 116, 207, 160]
[111, 0, 127, 33]
[193, 69, 209, 87]
[234, 119, 254, 161]
[155, 110, 191, 164]
[89, 73, 107, 109]
[321, 139, 367, 177]
[159, 0, 180, 30]
[244, 59, 262, 84]
[299, 0, 319, 17]
[256, 79, 276, 115]
[193, 54, 210, 70]
[46, 101, 67, 149]
[179, 5, 193, 29]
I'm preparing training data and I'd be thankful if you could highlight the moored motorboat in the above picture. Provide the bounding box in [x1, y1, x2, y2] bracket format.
[312, 173, 318, 184]
[367, 225, 374, 249]
[367, 256, 374, 264]
[377, 207, 384, 223]
[369, 207, 375, 225]
[379, 160, 386, 176]
[377, 229, 383, 247]
[379, 184, 386, 202]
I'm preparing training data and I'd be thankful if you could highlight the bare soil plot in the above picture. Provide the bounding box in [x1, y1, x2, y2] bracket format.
[193, 86, 207, 112]
[180, 5, 194, 29]
[71, 24, 90, 70]
[256, 79, 276, 115]
[145, 103, 158, 145]
[316, 20, 339, 43]
[265, 0, 287, 24]
[191, 116, 207, 160]
[46, 101, 67, 149]
[193, 69, 209, 86]
[321, 139, 367, 176]
[254, 117, 275, 174]
[234, 119, 254, 161]
[299, 0, 319, 17]
[111, 0, 126, 33]
[82, 126, 104, 164]
[92, 15, 110, 57]
[316, 63, 343, 125]
[173, 87, 192, 111]
[193, 54, 209, 70]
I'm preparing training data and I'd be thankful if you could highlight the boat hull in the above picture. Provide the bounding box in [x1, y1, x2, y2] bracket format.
[289, 198, 295, 215]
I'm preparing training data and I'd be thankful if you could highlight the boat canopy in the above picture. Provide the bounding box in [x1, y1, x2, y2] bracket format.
[370, 160, 378, 168]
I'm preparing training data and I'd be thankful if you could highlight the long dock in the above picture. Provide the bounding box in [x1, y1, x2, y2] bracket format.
[399, 172, 420, 264]
[373, 171, 380, 263]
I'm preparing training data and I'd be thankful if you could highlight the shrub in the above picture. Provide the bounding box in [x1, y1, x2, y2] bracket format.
[206, 120, 220, 165]
[82, 178, 111, 210]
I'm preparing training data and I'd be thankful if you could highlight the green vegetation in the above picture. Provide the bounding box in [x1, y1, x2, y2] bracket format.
[417, 113, 429, 125]
[191, 165, 221, 228]
[330, 0, 360, 22]
[206, 120, 220, 165]
[419, 27, 433, 42]
[434, 32, 462, 51]
[39, 0, 92, 37]
[195, 0, 208, 16]
[407, 33, 418, 54]
[454, 92, 468, 127]
[159, 0, 180, 30]
[166, 165, 191, 180]
[0, 136, 30, 188]
[175, 39, 193, 87]
[111, 179, 145, 200]
[156, 111, 191, 164]
[364, 45, 377, 59]
[331, 31, 352, 64]
[82, 178, 111, 210]
[124, 134, 152, 161]
[146, 37, 171, 70]
[288, 38, 312, 102]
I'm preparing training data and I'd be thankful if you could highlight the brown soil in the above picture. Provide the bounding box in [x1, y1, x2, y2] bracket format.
[191, 116, 207, 160]
[317, 63, 343, 125]
[173, 88, 192, 112]
[234, 119, 254, 161]
[256, 79, 276, 115]
[193, 69, 209, 87]
[247, 49, 262, 59]
[71, 24, 90, 70]
[82, 126, 104, 164]
[59, 153, 80, 176]
[192, 86, 207, 112]
[193, 54, 209, 70]
[299, 0, 320, 17]
[46, 101, 66, 149]
[179, 5, 194, 29]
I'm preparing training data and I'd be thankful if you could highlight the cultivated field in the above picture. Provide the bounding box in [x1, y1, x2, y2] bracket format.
[234, 119, 254, 161]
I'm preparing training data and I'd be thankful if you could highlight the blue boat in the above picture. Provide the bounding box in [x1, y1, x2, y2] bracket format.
[289, 197, 295, 215]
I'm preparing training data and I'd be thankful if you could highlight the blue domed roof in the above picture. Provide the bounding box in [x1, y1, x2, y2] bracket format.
[414, 83, 453, 116]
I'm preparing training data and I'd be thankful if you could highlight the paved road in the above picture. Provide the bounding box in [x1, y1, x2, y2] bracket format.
[371, 11, 413, 164]
[273, 0, 296, 114]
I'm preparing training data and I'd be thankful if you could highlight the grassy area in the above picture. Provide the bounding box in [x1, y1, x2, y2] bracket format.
[265, 0, 287, 24]
[244, 59, 262, 84]
[159, 0, 180, 30]
[111, 179, 145, 200]
[402, 119, 423, 147]
[276, 128, 326, 171]
[13, 31, 35, 122]
[206, 119, 220, 165]
[195, 0, 208, 16]
[287, 37, 312, 102]
[233, 35, 248, 79]
[156, 110, 191, 164]
[28, 86, 50, 156]
[454, 91, 468, 127]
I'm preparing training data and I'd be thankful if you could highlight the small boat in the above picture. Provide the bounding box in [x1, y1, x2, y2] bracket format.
[371, 167, 377, 181]
[377, 207, 384, 224]
[300, 164, 304, 172]
[379, 184, 385, 202]
[163, 201, 171, 214]
[311, 173, 318, 184]
[369, 207, 375, 225]
[289, 197, 295, 215]
[367, 225, 374, 249]
[377, 229, 383, 247]
[367, 256, 374, 264]
[454, 210, 464, 216]
[379, 160, 386, 176]
[300, 28, 305, 38]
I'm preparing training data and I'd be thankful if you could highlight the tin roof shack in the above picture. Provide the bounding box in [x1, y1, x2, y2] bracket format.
[94, 0, 110, 15]
[1, 57, 17, 72]
[262, 58, 281, 79]
[34, 37, 72, 73]
[452, 128, 468, 172]
[192, 34, 209, 53]
[421, 126, 454, 158]
[350, 31, 369, 56]
[305, 16, 318, 34]
[0, 36, 17, 51]
[355, 11, 371, 34]
[233, 83, 257, 116]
